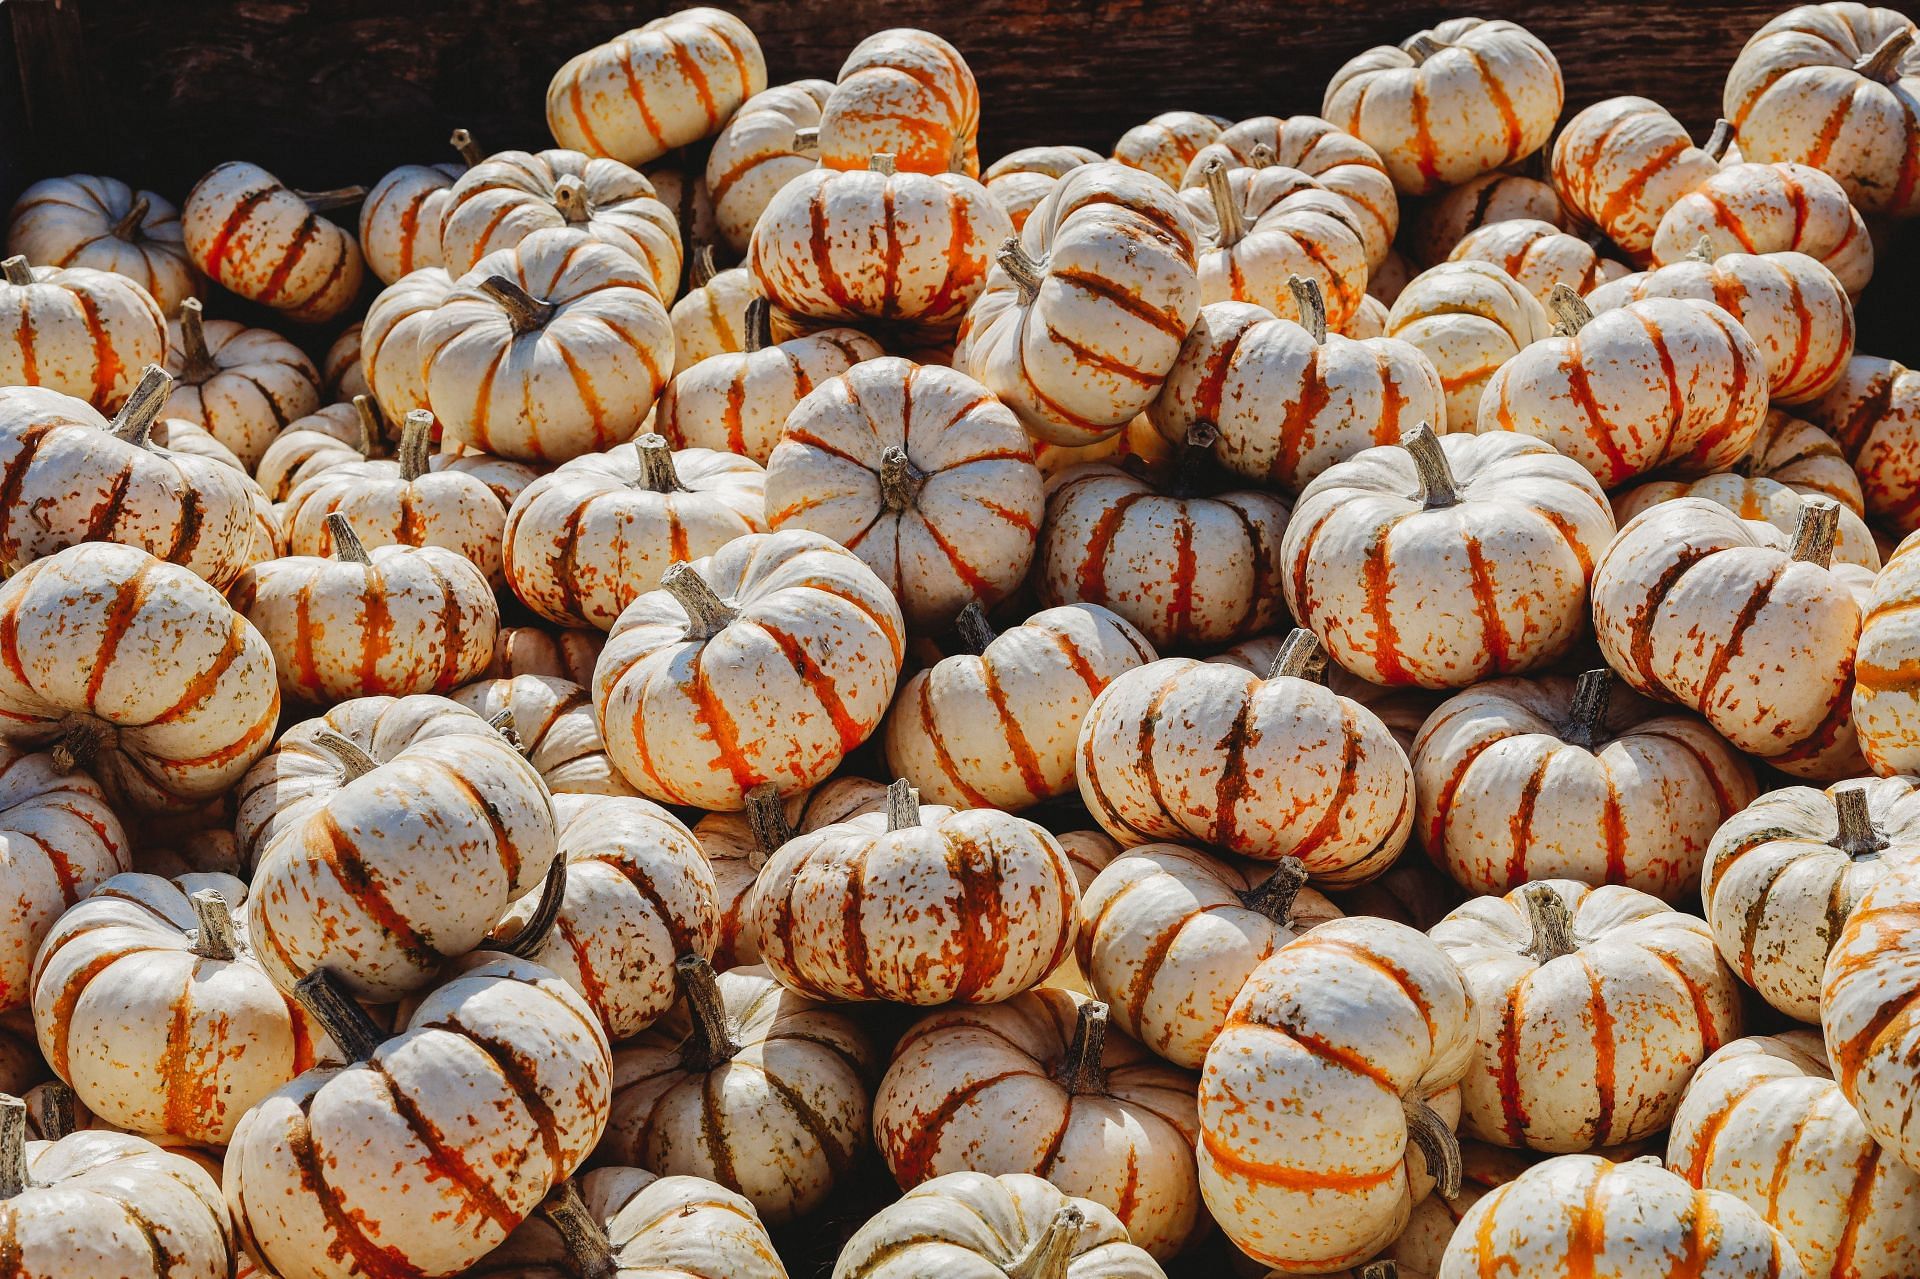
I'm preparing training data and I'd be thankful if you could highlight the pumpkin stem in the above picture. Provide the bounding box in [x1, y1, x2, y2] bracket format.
[1855, 26, 1915, 81]
[1286, 274, 1327, 344]
[351, 394, 384, 457]
[398, 410, 434, 481]
[109, 364, 173, 445]
[1832, 786, 1889, 859]
[0, 1096, 25, 1199]
[540, 1178, 617, 1279]
[1790, 497, 1840, 568]
[1268, 628, 1329, 684]
[1362, 1263, 1401, 1279]
[49, 719, 114, 776]
[1546, 284, 1593, 337]
[1519, 884, 1579, 963]
[109, 195, 152, 241]
[743, 295, 772, 353]
[190, 889, 240, 961]
[1200, 155, 1247, 248]
[633, 433, 686, 492]
[745, 781, 794, 863]
[1688, 235, 1717, 264]
[486, 707, 525, 754]
[675, 953, 740, 1069]
[886, 778, 920, 831]
[1059, 1000, 1111, 1095]
[27, 1082, 74, 1141]
[998, 236, 1047, 304]
[1561, 669, 1613, 750]
[878, 446, 927, 512]
[0, 256, 33, 287]
[294, 969, 385, 1062]
[1402, 1095, 1463, 1199]
[955, 601, 998, 655]
[325, 513, 372, 565]
[1248, 142, 1277, 169]
[1703, 118, 1735, 162]
[1007, 1203, 1085, 1279]
[660, 562, 736, 640]
[499, 855, 570, 957]
[175, 298, 219, 383]
[868, 153, 898, 175]
[1403, 31, 1446, 63]
[689, 244, 718, 289]
[293, 184, 369, 212]
[791, 125, 820, 153]
[553, 175, 592, 224]
[1239, 857, 1309, 925]
[449, 128, 483, 168]
[478, 274, 556, 334]
[308, 728, 378, 782]
[1402, 422, 1459, 509]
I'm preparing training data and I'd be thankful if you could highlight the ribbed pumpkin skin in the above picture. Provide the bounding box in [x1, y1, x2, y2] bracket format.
[360, 163, 458, 290]
[1825, 859, 1920, 1177]
[485, 625, 604, 686]
[1152, 299, 1447, 492]
[594, 530, 904, 810]
[670, 265, 757, 369]
[750, 164, 1010, 330]
[545, 7, 766, 167]
[231, 542, 498, 705]
[1804, 355, 1920, 533]
[242, 696, 558, 1001]
[1077, 657, 1414, 886]
[30, 871, 327, 1145]
[227, 953, 612, 1279]
[1409, 172, 1566, 267]
[1414, 676, 1756, 901]
[956, 163, 1199, 446]
[1550, 97, 1725, 259]
[602, 963, 876, 1225]
[282, 450, 507, 582]
[1385, 1141, 1537, 1275]
[1725, 4, 1920, 217]
[655, 327, 884, 465]
[1733, 408, 1869, 513]
[0, 543, 280, 812]
[8, 175, 201, 312]
[885, 603, 1155, 811]
[1445, 219, 1631, 307]
[1856, 531, 1920, 773]
[1323, 18, 1563, 196]
[1199, 918, 1474, 1272]
[253, 403, 367, 501]
[182, 161, 364, 323]
[873, 988, 1202, 1260]
[1612, 472, 1882, 569]
[360, 266, 453, 424]
[751, 804, 1079, 1004]
[1076, 843, 1343, 1069]
[324, 322, 366, 399]
[1433, 881, 1743, 1152]
[1383, 261, 1550, 433]
[1176, 166, 1369, 334]
[1652, 162, 1874, 299]
[5, 1131, 231, 1279]
[162, 314, 323, 469]
[705, 79, 833, 251]
[452, 675, 636, 798]
[1282, 431, 1614, 688]
[1587, 251, 1855, 405]
[0, 261, 165, 413]
[1590, 498, 1871, 778]
[1113, 111, 1227, 187]
[1437, 1154, 1805, 1278]
[984, 145, 1099, 231]
[1206, 634, 1442, 755]
[818, 28, 980, 176]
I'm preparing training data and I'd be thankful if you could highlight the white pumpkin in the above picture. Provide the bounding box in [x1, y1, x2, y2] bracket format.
[1409, 170, 1567, 266]
[181, 161, 365, 323]
[1652, 161, 1874, 299]
[360, 265, 454, 425]
[0, 255, 167, 414]
[1853, 528, 1920, 774]
[161, 298, 323, 469]
[1550, 96, 1729, 259]
[706, 79, 833, 252]
[1384, 261, 1551, 433]
[451, 675, 636, 798]
[1177, 158, 1370, 334]
[357, 128, 478, 285]
[1445, 219, 1632, 307]
[6, 174, 200, 312]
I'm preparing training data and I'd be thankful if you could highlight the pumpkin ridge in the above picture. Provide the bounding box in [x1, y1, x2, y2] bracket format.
[1500, 748, 1555, 889]
[1297, 932, 1437, 1039]
[257, 211, 322, 307]
[1359, 516, 1410, 684]
[1731, 848, 1805, 983]
[1640, 943, 1730, 1058]
[886, 1067, 1037, 1186]
[147, 615, 248, 727]
[424, 1017, 566, 1172]
[736, 1054, 858, 1180]
[306, 811, 448, 974]
[66, 287, 122, 409]
[78, 459, 137, 544]
[157, 955, 203, 1138]
[156, 698, 277, 771]
[39, 943, 128, 1077]
[112, 1195, 183, 1277]
[1830, 1134, 1887, 1274]
[1198, 1124, 1395, 1192]
[365, 1059, 521, 1231]
[1284, 707, 1366, 868]
[283, 1099, 431, 1279]
[1494, 979, 1532, 1145]
[1766, 650, 1857, 763]
[80, 566, 148, 714]
[1577, 953, 1619, 1144]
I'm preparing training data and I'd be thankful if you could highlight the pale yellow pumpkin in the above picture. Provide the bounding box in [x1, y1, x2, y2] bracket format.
[359, 265, 454, 425]
[1177, 159, 1370, 334]
[670, 260, 758, 369]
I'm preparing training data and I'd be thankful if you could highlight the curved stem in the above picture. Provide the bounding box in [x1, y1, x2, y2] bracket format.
[1855, 26, 1915, 81]
[1200, 156, 1246, 248]
[1007, 1204, 1085, 1279]
[689, 243, 718, 289]
[661, 563, 736, 640]
[633, 433, 685, 492]
[1832, 786, 1889, 858]
[1239, 858, 1309, 925]
[398, 411, 434, 482]
[294, 185, 369, 212]
[110, 195, 151, 241]
[1058, 1001, 1110, 1095]
[540, 1179, 617, 1279]
[1268, 628, 1329, 684]
[792, 125, 820, 153]
[0, 257, 33, 287]
[325, 513, 372, 564]
[27, 1081, 73, 1141]
[1287, 274, 1327, 344]
[745, 781, 794, 863]
[878, 446, 926, 512]
[955, 601, 997, 655]
[1403, 1096, 1462, 1200]
[49, 720, 113, 775]
[190, 889, 239, 960]
[1547, 283, 1593, 337]
[486, 707, 523, 754]
[868, 153, 897, 175]
[1402, 423, 1459, 508]
[1561, 669, 1613, 750]
[351, 394, 383, 457]
[0, 1096, 24, 1199]
[308, 728, 378, 781]
[1703, 118, 1735, 162]
[1520, 884, 1579, 963]
[552, 175, 591, 224]
[998, 236, 1046, 304]
[675, 953, 740, 1070]
[1404, 31, 1446, 63]
[449, 128, 483, 168]
[1790, 498, 1840, 567]
[886, 778, 920, 832]
[1688, 234, 1717, 264]
[175, 298, 218, 383]
[743, 295, 772, 353]
[499, 855, 570, 958]
[293, 969, 385, 1062]
[478, 275, 556, 334]
[109, 364, 172, 445]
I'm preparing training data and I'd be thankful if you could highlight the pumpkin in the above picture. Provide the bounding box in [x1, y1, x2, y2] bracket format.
[228, 954, 611, 1279]
[1113, 111, 1228, 187]
[0, 542, 279, 812]
[602, 956, 875, 1224]
[817, 28, 980, 176]
[703, 79, 831, 253]
[1802, 354, 1920, 533]
[322, 322, 367, 400]
[162, 297, 323, 469]
[253, 396, 382, 502]
[1205, 632, 1442, 755]
[1344, 294, 1390, 339]
[1671, 1031, 1920, 1279]
[1177, 158, 1370, 334]
[359, 265, 454, 425]
[594, 529, 904, 809]
[1382, 1141, 1536, 1276]
[653, 298, 882, 464]
[884, 602, 1155, 811]
[1824, 854, 1920, 1181]
[765, 357, 1043, 630]
[153, 414, 247, 472]
[752, 781, 1079, 1003]
[29, 871, 327, 1145]
[955, 162, 1199, 446]
[504, 435, 766, 631]
[1033, 414, 1177, 478]
[1437, 1154, 1806, 1278]
[750, 155, 1010, 332]
[546, 7, 765, 166]
[421, 228, 674, 464]
[1037, 462, 1290, 651]
[1370, 248, 1416, 304]
[1151, 289, 1447, 493]
[1323, 19, 1563, 196]
[1589, 496, 1870, 778]
[231, 514, 498, 705]
[1587, 249, 1855, 405]
[439, 149, 681, 300]
[1550, 97, 1731, 260]
[1432, 880, 1742, 1153]
[1076, 845, 1341, 1069]
[1725, 4, 1920, 217]
[6, 174, 200, 312]
[1413, 669, 1756, 900]
[1611, 470, 1881, 569]
[671, 258, 759, 368]
[985, 145, 1102, 231]
[181, 161, 364, 323]
[0, 367, 255, 588]
[1076, 630, 1413, 886]
[1652, 162, 1874, 299]
[242, 695, 558, 1000]
[488, 626, 604, 686]
[1476, 292, 1768, 488]
[1614, 409, 1869, 528]
[1725, 407, 1868, 513]
[1409, 171, 1567, 267]
[1445, 219, 1631, 307]
[1383, 261, 1550, 433]
[432, 443, 539, 509]
[1282, 425, 1614, 687]
[1199, 917, 1474, 1272]
[1853, 529, 1920, 773]
[874, 990, 1201, 1259]
[451, 675, 636, 798]
[358, 127, 480, 285]
[0, 254, 165, 413]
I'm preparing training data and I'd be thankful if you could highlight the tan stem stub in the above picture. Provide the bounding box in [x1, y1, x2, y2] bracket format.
[744, 781, 794, 865]
[1403, 31, 1446, 63]
[1269, 628, 1329, 684]
[0, 1096, 25, 1199]
[110, 195, 152, 241]
[690, 243, 718, 289]
[1791, 498, 1840, 567]
[633, 433, 686, 492]
[293, 969, 385, 1062]
[1688, 234, 1717, 264]
[1703, 118, 1735, 162]
[398, 411, 434, 481]
[449, 128, 483, 168]
[998, 236, 1046, 303]
[294, 184, 369, 212]
[1059, 1000, 1111, 1096]
[50, 719, 115, 776]
[478, 274, 556, 333]
[1403, 1095, 1463, 1200]
[1286, 274, 1327, 343]
[1248, 142, 1277, 168]
[325, 512, 372, 564]
[1520, 884, 1579, 963]
[1561, 669, 1613, 750]
[109, 364, 173, 445]
[743, 295, 772, 353]
[499, 856, 570, 958]
[1007, 1204, 1085, 1279]
[1402, 422, 1460, 508]
[1832, 786, 1890, 858]
[351, 394, 383, 456]
[0, 257, 33, 287]
[540, 1179, 617, 1279]
[190, 889, 240, 961]
[1547, 283, 1593, 337]
[661, 563, 737, 640]
[1856, 26, 1916, 81]
[1200, 155, 1247, 248]
[792, 125, 820, 152]
[868, 153, 898, 175]
[27, 1081, 74, 1142]
[1362, 1262, 1401, 1279]
[486, 706, 525, 754]
[955, 601, 998, 655]
[176, 297, 218, 382]
[878, 446, 927, 512]
[886, 778, 921, 832]
[309, 728, 378, 781]
[676, 953, 740, 1070]
[1239, 857, 1309, 925]
[552, 175, 591, 224]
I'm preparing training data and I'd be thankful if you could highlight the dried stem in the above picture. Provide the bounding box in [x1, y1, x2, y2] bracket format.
[998, 236, 1046, 304]
[1402, 423, 1459, 508]
[1007, 1204, 1085, 1279]
[1856, 27, 1916, 81]
[478, 274, 556, 333]
[190, 889, 239, 960]
[1059, 1001, 1110, 1095]
[1201, 156, 1246, 247]
[325, 513, 372, 564]
[1239, 858, 1309, 925]
[886, 778, 920, 831]
[878, 446, 926, 512]
[110, 195, 152, 241]
[633, 433, 685, 492]
[1832, 786, 1889, 858]
[175, 297, 218, 382]
[0, 257, 31, 287]
[27, 1082, 74, 1141]
[1561, 669, 1613, 750]
[1703, 118, 1735, 162]
[1268, 628, 1329, 684]
[0, 1097, 24, 1199]
[1404, 31, 1446, 63]
[540, 1179, 617, 1279]
[792, 125, 820, 153]
[743, 295, 772, 353]
[1520, 884, 1578, 963]
[1790, 498, 1840, 567]
[398, 411, 434, 481]
[351, 394, 383, 457]
[449, 128, 483, 168]
[553, 175, 591, 224]
[690, 244, 718, 289]
[675, 953, 740, 1070]
[868, 153, 897, 175]
[1547, 283, 1593, 337]
[49, 720, 113, 775]
[661, 563, 737, 640]
[293, 969, 384, 1062]
[294, 185, 369, 212]
[745, 782, 794, 861]
[499, 856, 570, 958]
[955, 602, 997, 655]
[308, 728, 378, 781]
[109, 365, 173, 445]
[1287, 274, 1327, 343]
[1403, 1096, 1463, 1199]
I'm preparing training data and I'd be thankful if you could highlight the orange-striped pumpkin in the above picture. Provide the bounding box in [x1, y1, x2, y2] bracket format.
[1446, 219, 1631, 307]
[670, 260, 758, 368]
[6, 175, 200, 312]
[1550, 97, 1730, 260]
[1206, 632, 1442, 756]
[1857, 531, 1920, 774]
[253, 396, 381, 501]
[161, 298, 323, 469]
[1803, 353, 1920, 533]
[1200, 917, 1474, 1272]
[0, 255, 165, 414]
[983, 144, 1101, 231]
[1409, 171, 1566, 266]
[181, 161, 364, 323]
[1385, 1141, 1537, 1276]
[486, 625, 603, 686]
[1611, 470, 1881, 569]
[450, 675, 635, 798]
[1825, 858, 1920, 1179]
[1178, 160, 1370, 334]
[359, 265, 454, 425]
[816, 28, 980, 176]
[1724, 407, 1867, 513]
[1031, 412, 1176, 477]
[705, 79, 832, 252]
[545, 8, 766, 167]
[357, 128, 478, 285]
[1112, 110, 1228, 187]
[1652, 161, 1874, 299]
[323, 321, 367, 400]
[1384, 261, 1550, 433]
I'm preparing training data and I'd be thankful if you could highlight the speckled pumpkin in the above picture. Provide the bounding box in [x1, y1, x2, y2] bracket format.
[1409, 171, 1566, 267]
[253, 396, 381, 502]
[670, 261, 758, 369]
[359, 265, 454, 425]
[357, 131, 477, 287]
[1854, 530, 1920, 774]
[160, 298, 323, 469]
[816, 28, 980, 176]
[1383, 261, 1550, 433]
[7, 175, 200, 312]
[1177, 160, 1370, 334]
[181, 161, 364, 323]
[705, 79, 833, 252]
[1802, 353, 1920, 533]
[1720, 407, 1868, 513]
[0, 255, 165, 414]
[1610, 470, 1881, 569]
[451, 675, 634, 798]
[1113, 111, 1228, 187]
[486, 626, 604, 686]
[1445, 219, 1631, 308]
[984, 144, 1102, 231]
[1652, 161, 1874, 299]
[1550, 97, 1730, 260]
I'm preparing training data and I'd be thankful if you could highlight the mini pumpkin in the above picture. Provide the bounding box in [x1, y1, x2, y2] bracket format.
[1728, 407, 1868, 513]
[985, 144, 1101, 230]
[6, 174, 199, 312]
[816, 28, 980, 176]
[162, 297, 323, 469]
[1652, 161, 1874, 299]
[357, 127, 480, 285]
[181, 161, 364, 323]
[1382, 1141, 1537, 1276]
[1611, 470, 1881, 569]
[1855, 529, 1920, 774]
[253, 395, 383, 502]
[1409, 171, 1567, 266]
[1446, 219, 1632, 307]
[1383, 261, 1550, 433]
[322, 321, 367, 400]
[1550, 97, 1731, 259]
[670, 258, 758, 368]
[1113, 111, 1228, 187]
[1205, 632, 1442, 755]
[359, 265, 454, 425]
[1177, 157, 1370, 333]
[1032, 413, 1177, 477]
[706, 79, 832, 252]
[1802, 353, 1920, 533]
[487, 625, 604, 685]
[451, 675, 635, 798]
[0, 254, 166, 413]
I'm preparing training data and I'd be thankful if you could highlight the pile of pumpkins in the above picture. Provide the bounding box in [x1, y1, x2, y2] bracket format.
[3, 2, 1920, 1276]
